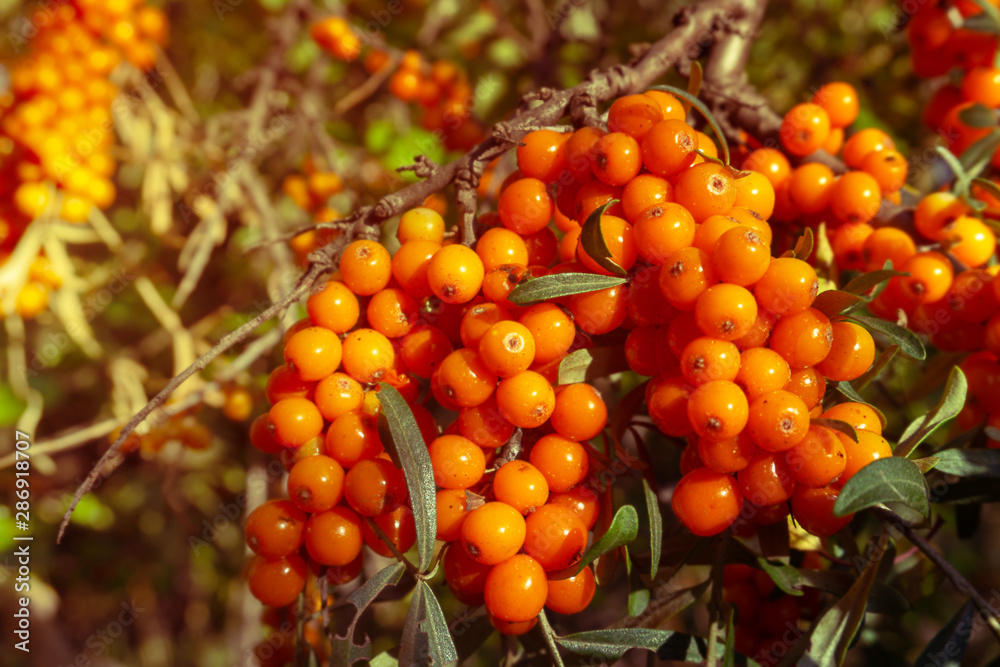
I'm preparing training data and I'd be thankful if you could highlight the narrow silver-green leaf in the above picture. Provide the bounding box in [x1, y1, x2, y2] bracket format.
[851, 344, 899, 392]
[797, 570, 910, 614]
[811, 289, 867, 318]
[913, 601, 975, 667]
[647, 84, 730, 165]
[846, 314, 925, 361]
[972, 177, 1000, 206]
[812, 418, 860, 443]
[377, 384, 437, 572]
[842, 268, 908, 296]
[834, 457, 930, 518]
[507, 272, 627, 305]
[625, 546, 650, 617]
[643, 479, 662, 580]
[332, 562, 407, 667]
[558, 347, 630, 384]
[958, 102, 998, 129]
[723, 608, 737, 667]
[550, 504, 638, 579]
[580, 199, 627, 277]
[935, 448, 1000, 477]
[896, 367, 968, 457]
[757, 558, 804, 596]
[557, 628, 690, 661]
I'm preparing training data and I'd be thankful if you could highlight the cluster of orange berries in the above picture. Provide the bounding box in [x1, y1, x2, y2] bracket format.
[280, 158, 346, 265]
[0, 0, 167, 246]
[310, 15, 484, 153]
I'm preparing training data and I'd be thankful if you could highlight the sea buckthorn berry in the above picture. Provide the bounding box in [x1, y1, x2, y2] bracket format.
[623, 326, 660, 375]
[482, 264, 530, 309]
[641, 119, 698, 177]
[837, 429, 893, 486]
[674, 162, 737, 222]
[363, 506, 417, 558]
[608, 94, 664, 140]
[733, 170, 776, 219]
[546, 566, 596, 615]
[266, 366, 315, 404]
[843, 127, 896, 168]
[428, 244, 486, 305]
[575, 179, 624, 220]
[459, 395, 516, 448]
[824, 127, 845, 154]
[754, 258, 819, 317]
[680, 442, 706, 475]
[494, 461, 550, 515]
[712, 227, 771, 286]
[400, 325, 453, 379]
[621, 174, 673, 223]
[314, 373, 364, 422]
[961, 66, 1000, 107]
[780, 103, 831, 156]
[742, 148, 791, 188]
[248, 555, 307, 608]
[769, 307, 833, 368]
[784, 424, 847, 487]
[693, 215, 740, 257]
[344, 457, 406, 516]
[592, 131, 642, 186]
[398, 207, 445, 244]
[943, 216, 997, 268]
[341, 329, 395, 384]
[392, 240, 441, 300]
[830, 222, 874, 271]
[284, 327, 342, 382]
[288, 455, 345, 514]
[627, 267, 679, 326]
[517, 129, 568, 183]
[733, 310, 778, 351]
[698, 431, 757, 473]
[496, 370, 555, 428]
[551, 383, 607, 441]
[310, 16, 361, 60]
[269, 398, 323, 448]
[326, 411, 382, 467]
[951, 269, 998, 323]
[643, 90, 687, 119]
[564, 126, 606, 179]
[245, 500, 307, 559]
[737, 451, 796, 506]
[524, 504, 589, 571]
[659, 247, 718, 311]
[788, 163, 835, 214]
[498, 177, 554, 235]
[900, 251, 954, 303]
[429, 435, 486, 489]
[786, 367, 827, 409]
[915, 192, 969, 241]
[791, 486, 853, 538]
[484, 554, 548, 622]
[863, 227, 915, 272]
[461, 501, 527, 565]
[568, 284, 628, 335]
[695, 284, 758, 341]
[444, 542, 492, 604]
[861, 149, 908, 193]
[477, 320, 536, 378]
[680, 337, 741, 386]
[672, 468, 744, 536]
[461, 303, 511, 350]
[822, 402, 882, 435]
[340, 240, 391, 296]
[436, 489, 470, 542]
[577, 214, 637, 275]
[830, 171, 882, 225]
[523, 227, 559, 267]
[549, 485, 600, 529]
[634, 202, 697, 264]
[735, 348, 791, 400]
[747, 390, 811, 452]
[307, 280, 359, 333]
[367, 288, 418, 339]
[437, 349, 498, 408]
[305, 505, 364, 567]
[327, 552, 365, 585]
[530, 434, 590, 493]
[687, 380, 749, 442]
[812, 82, 859, 128]
[646, 374, 694, 437]
[476, 227, 529, 271]
[250, 415, 284, 454]
[816, 321, 876, 382]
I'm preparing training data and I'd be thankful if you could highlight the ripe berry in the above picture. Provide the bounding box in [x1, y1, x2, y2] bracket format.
[641, 119, 698, 177]
[550, 383, 607, 441]
[812, 82, 859, 128]
[754, 258, 819, 317]
[288, 455, 346, 513]
[343, 457, 407, 516]
[672, 468, 744, 536]
[734, 347, 790, 400]
[340, 240, 391, 296]
[900, 251, 953, 303]
[341, 328, 395, 384]
[496, 370, 556, 428]
[363, 506, 417, 558]
[821, 402, 883, 435]
[529, 434, 590, 493]
[698, 431, 757, 473]
[479, 321, 536, 377]
[523, 504, 589, 571]
[546, 566, 596, 615]
[437, 348, 498, 408]
[608, 94, 664, 140]
[436, 488, 470, 542]
[687, 380, 749, 441]
[711, 227, 771, 286]
[784, 425, 847, 487]
[737, 451, 796, 506]
[498, 177, 554, 235]
[646, 373, 694, 437]
[428, 244, 486, 304]
[284, 327, 342, 382]
[476, 227, 529, 271]
[245, 500, 307, 559]
[248, 554, 307, 608]
[816, 321, 876, 382]
[304, 506, 363, 566]
[747, 389, 811, 452]
[461, 501, 527, 565]
[443, 542, 492, 604]
[659, 247, 718, 311]
[493, 461, 550, 515]
[484, 554, 548, 622]
[577, 214, 637, 275]
[634, 203, 697, 265]
[591, 132, 642, 186]
[780, 103, 831, 156]
[674, 163, 737, 222]
[837, 429, 893, 485]
[458, 395, 516, 449]
[269, 397, 323, 448]
[517, 129, 568, 182]
[307, 280, 359, 333]
[567, 284, 628, 335]
[428, 434, 486, 489]
[398, 207, 446, 244]
[695, 284, 758, 341]
[392, 240, 441, 300]
[400, 325, 454, 379]
[791, 486, 853, 537]
[367, 288, 418, 339]
[768, 307, 833, 368]
[314, 373, 364, 422]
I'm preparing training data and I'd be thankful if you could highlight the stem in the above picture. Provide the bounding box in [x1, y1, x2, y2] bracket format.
[363, 516, 420, 577]
[536, 609, 566, 667]
[706, 533, 730, 667]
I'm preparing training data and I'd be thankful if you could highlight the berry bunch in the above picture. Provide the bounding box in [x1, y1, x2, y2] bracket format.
[281, 158, 345, 266]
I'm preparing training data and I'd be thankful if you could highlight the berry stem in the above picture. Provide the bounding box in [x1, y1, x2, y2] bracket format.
[536, 609, 567, 667]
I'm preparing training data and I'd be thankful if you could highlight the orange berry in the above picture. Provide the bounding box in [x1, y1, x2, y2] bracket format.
[672, 468, 744, 536]
[400, 325, 454, 379]
[737, 451, 796, 506]
[436, 488, 470, 542]
[659, 247, 718, 311]
[523, 504, 588, 571]
[288, 455, 345, 514]
[269, 397, 323, 447]
[791, 486, 852, 537]
[943, 216, 996, 268]
[577, 214, 637, 275]
[564, 127, 606, 180]
[861, 149, 908, 193]
[392, 240, 441, 300]
[711, 227, 771, 287]
[640, 119, 698, 177]
[493, 461, 550, 515]
[546, 566, 596, 615]
[821, 402, 883, 435]
[363, 505, 417, 557]
[816, 321, 876, 382]
[698, 431, 757, 473]
[785, 425, 847, 487]
[780, 103, 831, 156]
[680, 337, 741, 386]
[899, 251, 954, 303]
[498, 177, 554, 235]
[734, 347, 790, 400]
[461, 501, 527, 565]
[550, 383, 607, 441]
[305, 506, 364, 566]
[647, 373, 694, 437]
[674, 163, 737, 222]
[476, 227, 529, 271]
[484, 554, 548, 622]
[837, 429, 893, 486]
[307, 280, 359, 333]
[830, 171, 882, 225]
[341, 328, 395, 383]
[592, 132, 642, 186]
[633, 202, 696, 265]
[437, 348, 498, 407]
[812, 82, 859, 129]
[769, 307, 833, 368]
[754, 258, 818, 317]
[266, 365, 315, 404]
[519, 303, 575, 365]
[747, 390, 811, 452]
[695, 284, 758, 341]
[459, 395, 515, 449]
[621, 174, 674, 223]
[245, 499, 307, 559]
[733, 170, 776, 219]
[608, 94, 664, 141]
[788, 163, 835, 214]
[785, 367, 827, 410]
[367, 288, 418, 338]
[428, 244, 486, 304]
[398, 207, 446, 244]
[496, 370, 555, 428]
[842, 128, 895, 169]
[340, 240, 391, 296]
[643, 90, 686, 120]
[429, 434, 486, 489]
[248, 555, 307, 607]
[529, 434, 590, 492]
[344, 457, 406, 516]
[567, 284, 628, 335]
[325, 412, 383, 468]
[517, 129, 568, 183]
[742, 148, 791, 188]
[444, 542, 492, 604]
[687, 380, 749, 441]
[284, 327, 342, 382]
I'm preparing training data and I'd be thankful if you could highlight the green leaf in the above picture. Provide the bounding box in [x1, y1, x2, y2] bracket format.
[793, 228, 814, 261]
[834, 457, 930, 517]
[332, 563, 407, 667]
[972, 177, 1000, 207]
[625, 547, 650, 617]
[643, 479, 662, 580]
[811, 289, 867, 318]
[912, 456, 940, 474]
[846, 314, 925, 361]
[842, 268, 908, 296]
[958, 128, 1000, 188]
[835, 382, 888, 429]
[851, 344, 899, 392]
[580, 199, 627, 277]
[895, 367, 968, 457]
[914, 601, 975, 667]
[399, 580, 458, 667]
[964, 11, 1000, 34]
[553, 504, 638, 579]
[377, 384, 437, 572]
[507, 272, 627, 306]
[757, 558, 804, 596]
[557, 628, 692, 661]
[558, 346, 630, 384]
[797, 570, 910, 614]
[934, 448, 1000, 477]
[647, 85, 730, 165]
[937, 145, 969, 193]
[812, 418, 860, 443]
[723, 608, 737, 667]
[685, 61, 703, 112]
[959, 103, 998, 129]
[801, 537, 885, 667]
[367, 653, 398, 667]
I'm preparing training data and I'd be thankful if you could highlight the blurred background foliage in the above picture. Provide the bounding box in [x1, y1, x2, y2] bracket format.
[0, 0, 997, 665]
